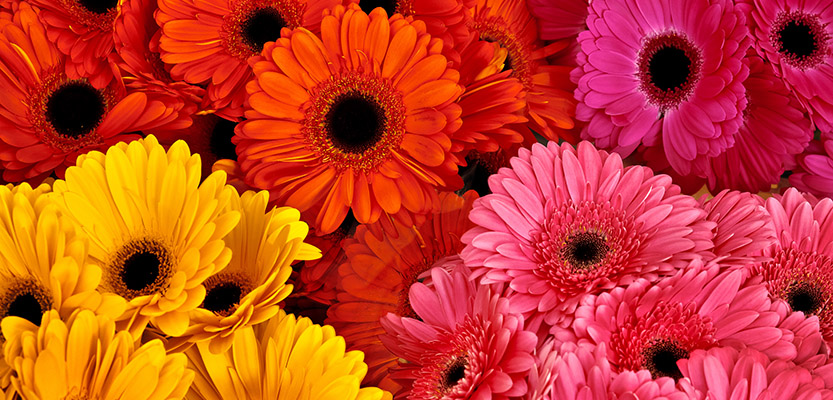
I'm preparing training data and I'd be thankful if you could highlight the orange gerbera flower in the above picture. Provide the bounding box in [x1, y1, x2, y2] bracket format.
[0, 3, 186, 183]
[349, 0, 473, 50]
[235, 4, 464, 234]
[326, 191, 477, 393]
[112, 0, 205, 130]
[465, 0, 577, 142]
[155, 0, 339, 118]
[26, 0, 121, 88]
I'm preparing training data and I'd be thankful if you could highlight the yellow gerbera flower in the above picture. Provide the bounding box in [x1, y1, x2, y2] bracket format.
[185, 309, 392, 400]
[51, 135, 241, 338]
[166, 189, 321, 354]
[1, 309, 193, 399]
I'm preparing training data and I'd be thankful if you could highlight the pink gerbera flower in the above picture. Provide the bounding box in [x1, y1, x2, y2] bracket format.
[791, 136, 833, 198]
[574, 0, 750, 176]
[567, 261, 825, 383]
[745, 0, 833, 131]
[379, 267, 537, 399]
[743, 188, 833, 346]
[461, 141, 714, 329]
[705, 55, 814, 193]
[527, 0, 588, 41]
[701, 189, 776, 267]
[680, 347, 833, 399]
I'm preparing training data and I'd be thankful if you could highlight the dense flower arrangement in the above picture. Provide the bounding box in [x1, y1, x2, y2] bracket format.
[0, 0, 832, 398]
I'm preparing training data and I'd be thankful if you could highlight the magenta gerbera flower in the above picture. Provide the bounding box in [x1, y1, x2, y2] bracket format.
[527, 0, 588, 41]
[460, 141, 714, 329]
[745, 0, 833, 131]
[791, 137, 833, 198]
[705, 55, 814, 193]
[680, 347, 833, 399]
[574, 0, 750, 176]
[744, 188, 833, 346]
[567, 261, 822, 383]
[379, 267, 537, 399]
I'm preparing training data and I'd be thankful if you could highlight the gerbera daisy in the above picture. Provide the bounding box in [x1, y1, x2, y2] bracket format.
[112, 0, 206, 129]
[166, 190, 320, 354]
[574, 0, 750, 176]
[235, 5, 464, 234]
[569, 261, 824, 383]
[527, 0, 588, 41]
[461, 141, 714, 329]
[705, 55, 813, 193]
[25, 0, 121, 88]
[1, 309, 193, 399]
[743, 188, 833, 346]
[155, 0, 339, 118]
[465, 0, 577, 142]
[51, 135, 241, 338]
[701, 189, 776, 267]
[0, 2, 187, 183]
[791, 137, 833, 198]
[379, 267, 537, 399]
[680, 347, 833, 398]
[326, 191, 477, 393]
[184, 309, 392, 399]
[745, 0, 833, 131]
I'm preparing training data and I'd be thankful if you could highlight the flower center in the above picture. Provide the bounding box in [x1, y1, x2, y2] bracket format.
[77, 0, 118, 14]
[473, 20, 533, 88]
[46, 81, 106, 139]
[757, 248, 833, 324]
[637, 32, 702, 111]
[440, 356, 468, 392]
[771, 11, 829, 70]
[642, 338, 688, 380]
[326, 93, 387, 154]
[241, 8, 286, 53]
[202, 273, 252, 316]
[210, 118, 239, 161]
[561, 231, 609, 271]
[304, 73, 406, 172]
[0, 279, 52, 327]
[108, 238, 174, 300]
[786, 282, 825, 314]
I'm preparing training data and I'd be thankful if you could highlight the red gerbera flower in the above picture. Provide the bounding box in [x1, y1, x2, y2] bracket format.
[326, 191, 477, 393]
[235, 5, 464, 234]
[0, 3, 185, 183]
[155, 0, 339, 117]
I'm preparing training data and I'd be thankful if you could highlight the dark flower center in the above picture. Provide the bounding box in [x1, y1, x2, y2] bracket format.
[46, 81, 106, 138]
[110, 239, 173, 299]
[561, 231, 609, 271]
[210, 118, 238, 161]
[202, 274, 251, 316]
[643, 339, 688, 380]
[78, 0, 118, 14]
[242, 8, 286, 54]
[786, 282, 825, 315]
[359, 0, 398, 15]
[637, 33, 702, 111]
[780, 21, 817, 58]
[326, 93, 386, 154]
[440, 356, 468, 392]
[771, 12, 829, 70]
[1, 280, 52, 327]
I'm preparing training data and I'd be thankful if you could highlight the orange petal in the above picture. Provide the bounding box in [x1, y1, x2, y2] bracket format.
[403, 80, 461, 109]
[371, 174, 401, 214]
[405, 109, 446, 135]
[400, 134, 445, 167]
[381, 24, 416, 79]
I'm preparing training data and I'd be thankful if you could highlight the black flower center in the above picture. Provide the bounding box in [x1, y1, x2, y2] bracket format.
[110, 239, 173, 299]
[561, 231, 609, 271]
[649, 47, 691, 92]
[242, 8, 286, 54]
[638, 33, 701, 110]
[786, 282, 825, 315]
[779, 21, 817, 59]
[202, 274, 251, 316]
[440, 356, 468, 392]
[78, 0, 118, 14]
[46, 81, 106, 138]
[643, 339, 688, 380]
[210, 118, 238, 161]
[359, 0, 398, 15]
[326, 93, 386, 154]
[1, 280, 52, 328]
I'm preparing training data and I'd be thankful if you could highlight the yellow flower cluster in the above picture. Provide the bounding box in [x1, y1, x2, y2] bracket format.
[0, 135, 391, 400]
